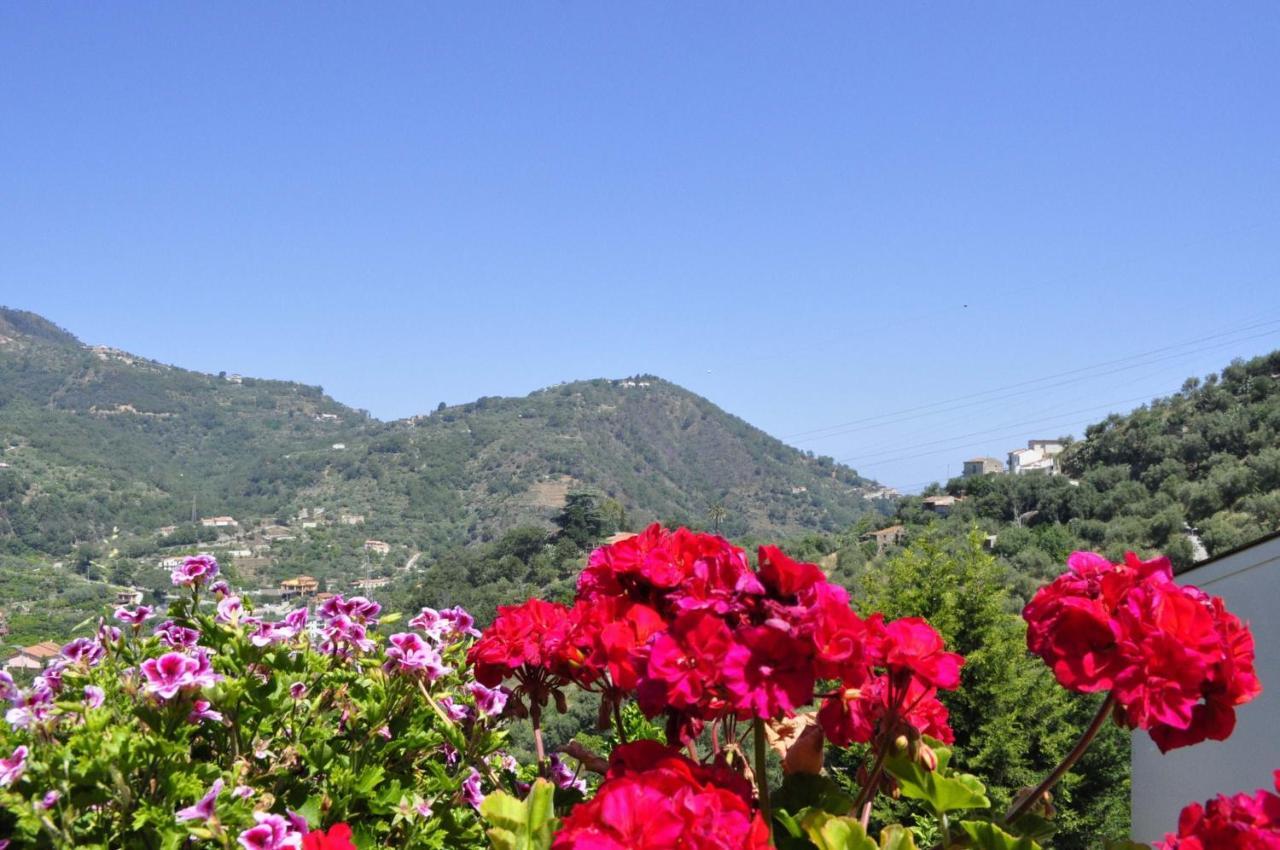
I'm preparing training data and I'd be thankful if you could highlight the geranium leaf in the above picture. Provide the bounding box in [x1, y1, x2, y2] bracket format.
[799, 809, 878, 850]
[878, 824, 918, 850]
[957, 820, 1041, 850]
[885, 754, 990, 815]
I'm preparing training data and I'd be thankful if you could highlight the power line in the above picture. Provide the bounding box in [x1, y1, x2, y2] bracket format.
[785, 322, 1280, 444]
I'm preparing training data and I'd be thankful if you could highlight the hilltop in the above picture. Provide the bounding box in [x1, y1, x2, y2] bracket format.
[0, 306, 881, 561]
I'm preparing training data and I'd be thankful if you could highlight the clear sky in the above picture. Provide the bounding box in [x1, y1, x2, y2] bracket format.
[3, 4, 1279, 491]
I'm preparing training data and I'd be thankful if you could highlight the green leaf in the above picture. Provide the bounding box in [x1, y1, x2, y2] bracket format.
[798, 809, 878, 850]
[772, 773, 858, 816]
[481, 778, 558, 850]
[884, 754, 990, 815]
[957, 820, 1041, 850]
[1005, 812, 1056, 842]
[878, 824, 918, 850]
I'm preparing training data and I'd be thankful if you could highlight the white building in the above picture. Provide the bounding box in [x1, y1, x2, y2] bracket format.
[1130, 531, 1280, 843]
[1007, 440, 1065, 475]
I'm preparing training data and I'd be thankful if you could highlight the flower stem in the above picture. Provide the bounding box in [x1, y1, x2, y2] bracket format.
[753, 718, 773, 843]
[1002, 692, 1117, 825]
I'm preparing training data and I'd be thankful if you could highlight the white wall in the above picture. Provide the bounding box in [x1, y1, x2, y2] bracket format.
[1130, 533, 1280, 843]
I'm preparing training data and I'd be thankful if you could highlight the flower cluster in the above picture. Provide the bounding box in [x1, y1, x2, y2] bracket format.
[471, 526, 964, 747]
[551, 741, 770, 850]
[1023, 551, 1262, 751]
[1157, 771, 1280, 849]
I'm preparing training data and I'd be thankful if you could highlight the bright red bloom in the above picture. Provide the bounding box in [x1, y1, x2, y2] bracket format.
[302, 823, 356, 850]
[639, 612, 740, 716]
[468, 598, 575, 687]
[552, 742, 770, 850]
[818, 675, 954, 748]
[1156, 771, 1280, 850]
[876, 617, 964, 690]
[1024, 550, 1262, 752]
[756, 545, 825, 598]
[722, 625, 816, 719]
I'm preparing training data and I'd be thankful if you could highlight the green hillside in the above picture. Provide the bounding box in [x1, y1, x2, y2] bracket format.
[0, 308, 881, 635]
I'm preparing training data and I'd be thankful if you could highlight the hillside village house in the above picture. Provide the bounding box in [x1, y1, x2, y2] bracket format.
[364, 539, 391, 555]
[159, 556, 184, 569]
[962, 457, 1005, 477]
[280, 576, 320, 599]
[114, 588, 144, 606]
[4, 640, 62, 671]
[200, 516, 238, 528]
[339, 513, 365, 526]
[862, 524, 906, 554]
[922, 495, 959, 516]
[351, 577, 391, 591]
[1131, 531, 1280, 843]
[1008, 439, 1065, 475]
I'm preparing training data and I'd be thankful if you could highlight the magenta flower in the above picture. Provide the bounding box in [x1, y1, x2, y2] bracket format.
[188, 699, 224, 724]
[154, 621, 202, 649]
[319, 594, 381, 625]
[84, 685, 105, 709]
[189, 649, 223, 689]
[176, 778, 224, 823]
[466, 682, 508, 717]
[171, 554, 220, 588]
[41, 790, 60, 809]
[548, 755, 587, 793]
[114, 605, 154, 626]
[237, 811, 303, 850]
[215, 596, 243, 624]
[409, 606, 444, 638]
[233, 784, 254, 799]
[437, 696, 470, 722]
[210, 580, 231, 597]
[61, 638, 105, 667]
[141, 652, 199, 700]
[441, 606, 480, 638]
[289, 682, 307, 700]
[0, 671, 17, 703]
[0, 745, 27, 787]
[462, 768, 485, 809]
[384, 632, 448, 679]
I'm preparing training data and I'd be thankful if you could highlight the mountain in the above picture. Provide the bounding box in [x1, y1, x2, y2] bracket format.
[0, 307, 882, 562]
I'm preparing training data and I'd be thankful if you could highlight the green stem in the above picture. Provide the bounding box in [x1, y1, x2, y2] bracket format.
[753, 718, 773, 843]
[1002, 692, 1116, 825]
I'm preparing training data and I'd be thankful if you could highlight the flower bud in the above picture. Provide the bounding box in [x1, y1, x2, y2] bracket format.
[916, 744, 938, 772]
[553, 689, 568, 714]
[893, 735, 910, 754]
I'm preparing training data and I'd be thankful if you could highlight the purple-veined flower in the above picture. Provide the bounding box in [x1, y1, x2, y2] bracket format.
[289, 682, 307, 700]
[441, 606, 480, 638]
[383, 632, 448, 679]
[462, 768, 485, 809]
[409, 606, 444, 638]
[188, 699, 224, 724]
[177, 778, 223, 823]
[141, 652, 199, 700]
[210, 580, 231, 597]
[114, 605, 154, 626]
[0, 671, 16, 703]
[84, 685, 105, 708]
[216, 596, 243, 624]
[172, 554, 220, 588]
[437, 696, 470, 722]
[319, 594, 381, 625]
[237, 811, 303, 850]
[61, 638, 105, 667]
[233, 784, 254, 799]
[154, 621, 201, 649]
[0, 745, 27, 787]
[548, 754, 587, 793]
[467, 681, 508, 717]
[41, 790, 60, 809]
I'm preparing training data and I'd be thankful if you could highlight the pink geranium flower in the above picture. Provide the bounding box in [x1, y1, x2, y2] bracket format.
[0, 745, 28, 787]
[171, 554, 220, 588]
[176, 778, 224, 822]
[238, 812, 304, 850]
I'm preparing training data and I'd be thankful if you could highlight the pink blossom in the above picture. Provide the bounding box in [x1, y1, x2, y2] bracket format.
[41, 790, 60, 809]
[409, 606, 444, 638]
[466, 682, 509, 717]
[0, 745, 27, 787]
[289, 682, 307, 700]
[233, 785, 255, 799]
[216, 596, 243, 624]
[188, 699, 224, 724]
[141, 652, 200, 700]
[171, 554, 220, 588]
[114, 605, 154, 626]
[176, 778, 223, 822]
[84, 685, 105, 708]
[61, 638, 105, 667]
[549, 755, 587, 793]
[210, 580, 231, 597]
[237, 811, 303, 850]
[441, 606, 480, 638]
[462, 768, 485, 809]
[318, 594, 380, 625]
[0, 671, 16, 703]
[437, 696, 470, 722]
[154, 621, 202, 649]
[384, 632, 448, 679]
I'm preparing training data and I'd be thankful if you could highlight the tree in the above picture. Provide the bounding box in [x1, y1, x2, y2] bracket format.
[553, 493, 605, 550]
[856, 529, 1129, 849]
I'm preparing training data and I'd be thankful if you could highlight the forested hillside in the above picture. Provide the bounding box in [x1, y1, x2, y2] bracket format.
[834, 349, 1280, 601]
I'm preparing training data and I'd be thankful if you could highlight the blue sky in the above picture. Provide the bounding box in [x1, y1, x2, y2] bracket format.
[3, 4, 1279, 491]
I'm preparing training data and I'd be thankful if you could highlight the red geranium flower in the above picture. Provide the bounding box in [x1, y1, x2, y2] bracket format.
[1157, 771, 1280, 850]
[302, 823, 356, 850]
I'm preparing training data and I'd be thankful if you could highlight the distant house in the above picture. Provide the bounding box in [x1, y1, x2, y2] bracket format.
[4, 640, 62, 671]
[1008, 440, 1065, 475]
[159, 556, 185, 569]
[339, 514, 365, 526]
[301, 521, 318, 529]
[224, 373, 243, 384]
[603, 532, 637, 546]
[1131, 531, 1280, 843]
[157, 525, 177, 537]
[922, 495, 959, 516]
[262, 526, 295, 542]
[200, 516, 238, 528]
[861, 487, 901, 501]
[331, 443, 346, 451]
[114, 588, 144, 606]
[364, 540, 391, 556]
[280, 576, 320, 598]
[316, 413, 340, 421]
[862, 524, 906, 554]
[351, 577, 391, 591]
[225, 549, 252, 558]
[962, 457, 1005, 477]
[0, 462, 9, 469]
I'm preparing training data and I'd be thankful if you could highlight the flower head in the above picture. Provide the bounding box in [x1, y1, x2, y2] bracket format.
[1157, 771, 1280, 849]
[172, 554, 220, 588]
[302, 824, 356, 850]
[176, 778, 224, 823]
[0, 745, 27, 787]
[114, 605, 154, 626]
[238, 812, 304, 850]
